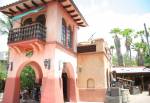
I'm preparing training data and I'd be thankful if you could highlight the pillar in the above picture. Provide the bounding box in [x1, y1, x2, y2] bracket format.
[3, 77, 20, 103]
[41, 77, 64, 103]
[68, 78, 79, 102]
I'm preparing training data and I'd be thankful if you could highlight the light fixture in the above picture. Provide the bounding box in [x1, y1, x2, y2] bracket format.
[7, 62, 13, 71]
[44, 59, 51, 69]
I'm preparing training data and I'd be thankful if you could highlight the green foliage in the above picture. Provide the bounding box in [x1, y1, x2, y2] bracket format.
[110, 28, 121, 35]
[0, 61, 7, 92]
[112, 55, 118, 66]
[20, 66, 35, 90]
[121, 28, 133, 37]
[123, 53, 137, 66]
[144, 55, 150, 67]
[0, 61, 7, 80]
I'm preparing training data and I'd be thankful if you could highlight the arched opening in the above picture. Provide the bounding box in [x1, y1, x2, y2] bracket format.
[3, 61, 43, 103]
[62, 73, 69, 102]
[87, 79, 95, 88]
[23, 18, 33, 26]
[20, 65, 41, 102]
[61, 62, 78, 102]
[35, 14, 46, 25]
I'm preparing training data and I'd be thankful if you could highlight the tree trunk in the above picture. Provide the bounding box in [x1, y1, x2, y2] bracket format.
[114, 35, 124, 66]
[137, 50, 144, 66]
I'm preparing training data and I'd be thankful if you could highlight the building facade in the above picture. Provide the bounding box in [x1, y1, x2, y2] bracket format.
[77, 39, 112, 102]
[0, 0, 87, 103]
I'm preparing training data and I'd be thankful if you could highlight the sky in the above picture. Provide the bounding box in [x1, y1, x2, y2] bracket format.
[1, 0, 150, 52]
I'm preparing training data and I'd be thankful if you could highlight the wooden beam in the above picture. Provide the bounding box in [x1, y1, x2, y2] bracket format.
[77, 22, 83, 24]
[74, 18, 81, 21]
[9, 8, 16, 14]
[41, 0, 47, 4]
[63, 4, 72, 8]
[16, 6, 23, 12]
[23, 3, 31, 9]
[71, 14, 78, 18]
[58, 0, 67, 2]
[67, 10, 75, 13]
[31, 0, 39, 7]
[1, 11, 13, 15]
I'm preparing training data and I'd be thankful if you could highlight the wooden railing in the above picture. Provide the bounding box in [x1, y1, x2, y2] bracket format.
[8, 23, 46, 44]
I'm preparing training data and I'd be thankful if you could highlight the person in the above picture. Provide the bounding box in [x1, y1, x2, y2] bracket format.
[111, 77, 116, 87]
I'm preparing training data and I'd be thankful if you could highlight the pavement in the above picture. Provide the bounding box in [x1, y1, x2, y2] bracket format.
[129, 91, 150, 103]
[0, 92, 150, 103]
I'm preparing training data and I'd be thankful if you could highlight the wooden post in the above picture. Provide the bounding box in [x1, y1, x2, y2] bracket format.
[141, 74, 144, 91]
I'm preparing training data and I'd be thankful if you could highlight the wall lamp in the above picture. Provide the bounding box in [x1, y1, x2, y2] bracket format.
[44, 59, 51, 69]
[7, 62, 13, 71]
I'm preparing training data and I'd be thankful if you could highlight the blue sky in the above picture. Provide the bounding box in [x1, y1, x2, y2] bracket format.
[108, 0, 150, 14]
[0, 0, 150, 52]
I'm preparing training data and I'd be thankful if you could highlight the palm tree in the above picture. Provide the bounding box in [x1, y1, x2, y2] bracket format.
[132, 42, 147, 66]
[136, 30, 145, 42]
[121, 28, 133, 60]
[110, 28, 124, 66]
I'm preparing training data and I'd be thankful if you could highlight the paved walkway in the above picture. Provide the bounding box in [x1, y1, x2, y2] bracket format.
[129, 91, 150, 103]
[1, 92, 150, 103]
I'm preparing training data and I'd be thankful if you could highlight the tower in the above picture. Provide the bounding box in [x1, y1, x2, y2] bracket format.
[0, 0, 87, 103]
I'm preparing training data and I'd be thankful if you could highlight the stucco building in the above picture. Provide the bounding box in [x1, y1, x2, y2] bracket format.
[77, 39, 112, 102]
[0, 0, 87, 103]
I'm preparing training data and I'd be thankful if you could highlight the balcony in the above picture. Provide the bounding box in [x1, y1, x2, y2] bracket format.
[8, 23, 46, 53]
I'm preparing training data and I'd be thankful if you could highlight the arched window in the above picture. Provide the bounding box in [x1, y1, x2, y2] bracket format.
[61, 18, 67, 46]
[87, 79, 95, 88]
[36, 14, 46, 25]
[67, 25, 72, 48]
[23, 18, 32, 26]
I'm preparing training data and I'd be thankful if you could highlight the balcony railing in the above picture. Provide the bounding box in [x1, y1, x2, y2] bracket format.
[8, 23, 46, 44]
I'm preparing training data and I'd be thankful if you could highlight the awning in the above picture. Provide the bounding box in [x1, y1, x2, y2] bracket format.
[112, 67, 150, 73]
[11, 6, 45, 21]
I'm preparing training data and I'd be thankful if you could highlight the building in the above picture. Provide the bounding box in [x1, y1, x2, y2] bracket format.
[77, 39, 112, 102]
[0, 0, 87, 103]
[0, 51, 8, 61]
[112, 67, 150, 91]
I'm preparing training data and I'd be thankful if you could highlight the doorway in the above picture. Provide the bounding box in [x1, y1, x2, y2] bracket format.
[62, 73, 69, 102]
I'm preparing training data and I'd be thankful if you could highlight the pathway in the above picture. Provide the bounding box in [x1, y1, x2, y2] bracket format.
[129, 91, 150, 103]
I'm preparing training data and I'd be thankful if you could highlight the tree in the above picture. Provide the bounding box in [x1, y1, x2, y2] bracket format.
[132, 42, 147, 66]
[110, 28, 124, 66]
[20, 65, 35, 90]
[0, 61, 7, 92]
[121, 28, 133, 60]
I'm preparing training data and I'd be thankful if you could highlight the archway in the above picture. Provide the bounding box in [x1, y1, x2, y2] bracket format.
[61, 62, 79, 102]
[23, 18, 33, 26]
[20, 65, 41, 102]
[3, 61, 43, 103]
[87, 79, 95, 88]
[35, 14, 46, 25]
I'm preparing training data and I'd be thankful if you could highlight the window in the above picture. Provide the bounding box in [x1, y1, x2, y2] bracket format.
[61, 18, 67, 46]
[36, 14, 46, 25]
[67, 26, 72, 48]
[23, 18, 32, 26]
[87, 79, 95, 88]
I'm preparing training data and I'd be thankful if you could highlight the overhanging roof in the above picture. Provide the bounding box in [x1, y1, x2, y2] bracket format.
[0, 0, 87, 27]
[112, 67, 150, 74]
